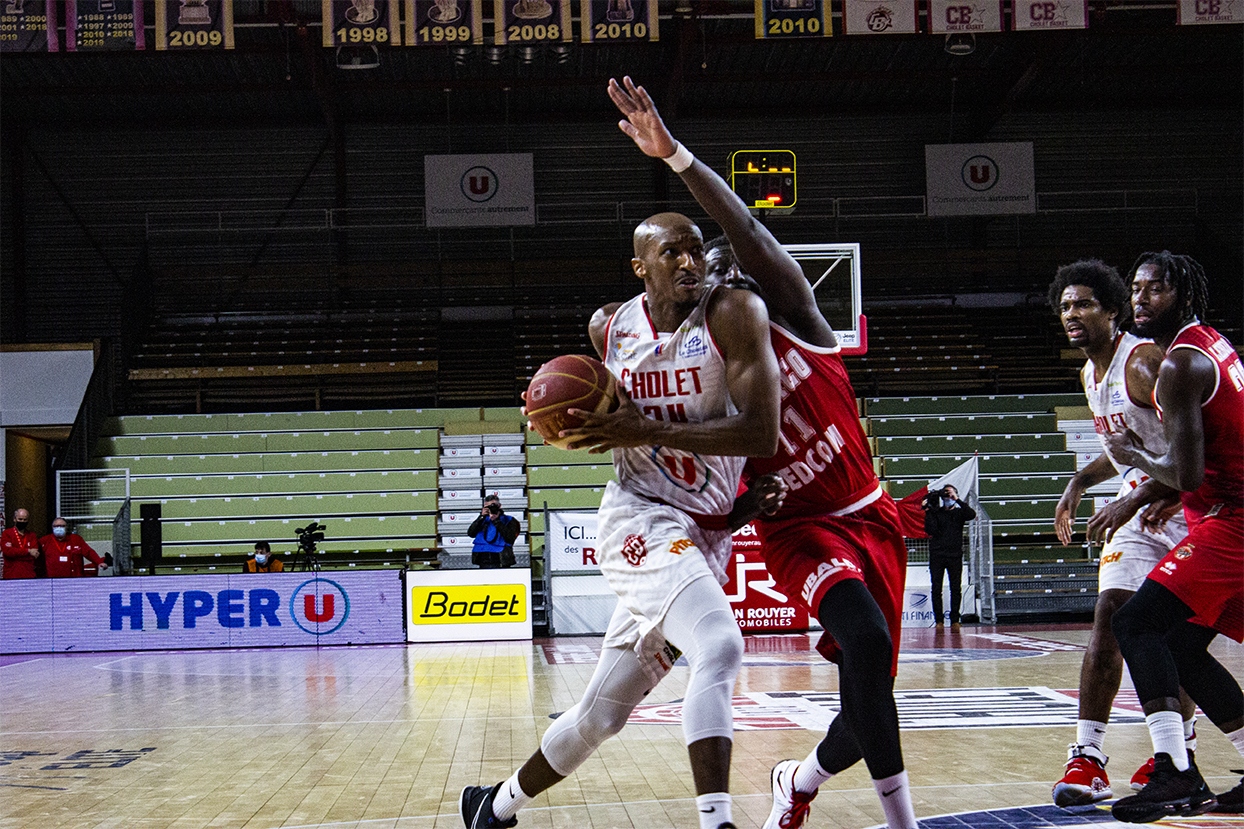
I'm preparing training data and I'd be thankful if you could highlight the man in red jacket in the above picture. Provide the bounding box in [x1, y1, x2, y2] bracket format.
[40, 517, 106, 578]
[2, 508, 42, 579]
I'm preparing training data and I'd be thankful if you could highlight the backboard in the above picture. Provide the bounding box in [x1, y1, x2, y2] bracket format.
[782, 242, 866, 354]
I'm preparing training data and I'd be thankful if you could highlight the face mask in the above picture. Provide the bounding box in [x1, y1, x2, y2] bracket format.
[255, 553, 268, 565]
[942, 498, 957, 508]
[53, 527, 67, 538]
[15, 522, 27, 532]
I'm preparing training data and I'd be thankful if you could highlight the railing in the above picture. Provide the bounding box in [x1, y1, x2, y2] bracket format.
[55, 468, 132, 575]
[971, 503, 996, 624]
[55, 339, 123, 473]
[143, 187, 1199, 238]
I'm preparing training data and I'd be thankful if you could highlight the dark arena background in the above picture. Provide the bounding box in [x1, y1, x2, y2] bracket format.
[0, 2, 1241, 829]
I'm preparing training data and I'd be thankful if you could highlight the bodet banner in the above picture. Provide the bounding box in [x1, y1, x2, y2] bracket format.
[405, 568, 533, 642]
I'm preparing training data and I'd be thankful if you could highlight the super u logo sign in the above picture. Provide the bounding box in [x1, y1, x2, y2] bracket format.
[108, 578, 349, 636]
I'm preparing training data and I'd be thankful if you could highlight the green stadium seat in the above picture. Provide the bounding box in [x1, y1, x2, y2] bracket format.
[864, 393, 1085, 417]
[869, 413, 1059, 437]
[528, 488, 606, 510]
[883, 454, 1076, 478]
[526, 445, 613, 465]
[527, 465, 616, 487]
[874, 433, 1067, 455]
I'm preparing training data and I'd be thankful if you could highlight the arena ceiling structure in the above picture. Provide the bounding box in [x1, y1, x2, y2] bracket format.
[1, 0, 1240, 131]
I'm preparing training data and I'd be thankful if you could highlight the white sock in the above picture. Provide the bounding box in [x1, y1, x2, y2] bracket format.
[873, 770, 918, 829]
[695, 792, 731, 829]
[1184, 715, 1198, 752]
[1147, 711, 1188, 770]
[1077, 719, 1108, 753]
[793, 747, 834, 794]
[1226, 725, 1244, 759]
[490, 772, 532, 821]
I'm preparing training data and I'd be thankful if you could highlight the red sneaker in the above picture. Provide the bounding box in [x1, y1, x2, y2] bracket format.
[1132, 757, 1155, 792]
[1054, 745, 1112, 807]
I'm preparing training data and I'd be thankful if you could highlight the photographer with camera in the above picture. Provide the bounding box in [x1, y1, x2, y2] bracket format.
[468, 494, 521, 569]
[923, 485, 976, 630]
[243, 541, 284, 573]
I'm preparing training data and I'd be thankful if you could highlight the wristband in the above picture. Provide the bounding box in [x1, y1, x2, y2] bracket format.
[662, 142, 695, 174]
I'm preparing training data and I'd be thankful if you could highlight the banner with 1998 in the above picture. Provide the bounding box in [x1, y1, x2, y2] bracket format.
[323, 0, 402, 47]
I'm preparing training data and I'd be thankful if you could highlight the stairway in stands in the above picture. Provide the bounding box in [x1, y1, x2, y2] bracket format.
[435, 314, 519, 406]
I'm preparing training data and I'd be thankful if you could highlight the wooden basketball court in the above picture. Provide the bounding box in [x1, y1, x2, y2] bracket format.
[2, 625, 1241, 829]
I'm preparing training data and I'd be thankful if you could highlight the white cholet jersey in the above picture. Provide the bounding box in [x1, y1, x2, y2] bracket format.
[1082, 331, 1169, 495]
[602, 287, 742, 517]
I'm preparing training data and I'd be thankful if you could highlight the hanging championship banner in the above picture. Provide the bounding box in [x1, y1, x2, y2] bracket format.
[842, 0, 918, 34]
[406, 0, 483, 45]
[928, 0, 1002, 33]
[65, 0, 145, 50]
[1178, 0, 1244, 24]
[323, 0, 401, 47]
[1011, 0, 1087, 29]
[580, 0, 658, 43]
[0, 0, 58, 52]
[926, 142, 1035, 216]
[754, 0, 831, 38]
[155, 0, 235, 50]
[493, 0, 572, 45]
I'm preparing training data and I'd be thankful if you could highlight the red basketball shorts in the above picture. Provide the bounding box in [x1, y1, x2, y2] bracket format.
[758, 493, 908, 675]
[1147, 505, 1243, 642]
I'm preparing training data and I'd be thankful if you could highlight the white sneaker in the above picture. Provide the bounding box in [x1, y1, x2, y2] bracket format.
[763, 759, 817, 829]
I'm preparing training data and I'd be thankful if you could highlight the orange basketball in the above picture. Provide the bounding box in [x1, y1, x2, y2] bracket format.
[526, 355, 619, 449]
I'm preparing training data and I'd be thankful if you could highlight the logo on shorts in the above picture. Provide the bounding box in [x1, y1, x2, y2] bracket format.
[1173, 543, 1194, 560]
[1100, 551, 1122, 564]
[622, 534, 648, 567]
[1160, 561, 1178, 575]
[800, 558, 861, 606]
[654, 640, 683, 671]
[668, 538, 694, 556]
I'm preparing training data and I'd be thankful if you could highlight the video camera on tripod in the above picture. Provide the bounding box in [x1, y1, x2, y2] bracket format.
[293, 521, 327, 571]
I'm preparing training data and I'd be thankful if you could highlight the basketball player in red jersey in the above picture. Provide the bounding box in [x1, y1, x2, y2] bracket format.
[609, 76, 918, 829]
[1104, 251, 1244, 822]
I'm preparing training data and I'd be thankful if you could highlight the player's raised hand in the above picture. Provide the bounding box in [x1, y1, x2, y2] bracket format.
[607, 76, 678, 160]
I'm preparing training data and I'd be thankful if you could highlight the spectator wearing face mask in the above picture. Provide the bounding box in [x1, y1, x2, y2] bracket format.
[40, 517, 106, 578]
[243, 541, 284, 573]
[3, 508, 42, 579]
[923, 485, 977, 629]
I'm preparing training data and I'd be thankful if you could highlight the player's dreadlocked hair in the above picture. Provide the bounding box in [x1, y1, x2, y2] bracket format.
[1129, 251, 1210, 324]
[1047, 259, 1132, 329]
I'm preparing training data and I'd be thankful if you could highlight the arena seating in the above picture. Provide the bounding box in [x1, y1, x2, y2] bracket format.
[87, 386, 1129, 618]
[868, 391, 1102, 617]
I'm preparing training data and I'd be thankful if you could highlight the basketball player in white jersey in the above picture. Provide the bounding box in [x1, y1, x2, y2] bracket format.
[460, 212, 781, 829]
[1047, 259, 1196, 807]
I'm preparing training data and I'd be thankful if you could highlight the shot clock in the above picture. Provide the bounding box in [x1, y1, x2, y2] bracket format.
[729, 150, 797, 211]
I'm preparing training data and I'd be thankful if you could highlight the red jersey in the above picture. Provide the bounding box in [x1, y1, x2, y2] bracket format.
[745, 323, 881, 517]
[2, 527, 42, 579]
[1155, 322, 1244, 521]
[39, 533, 103, 578]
